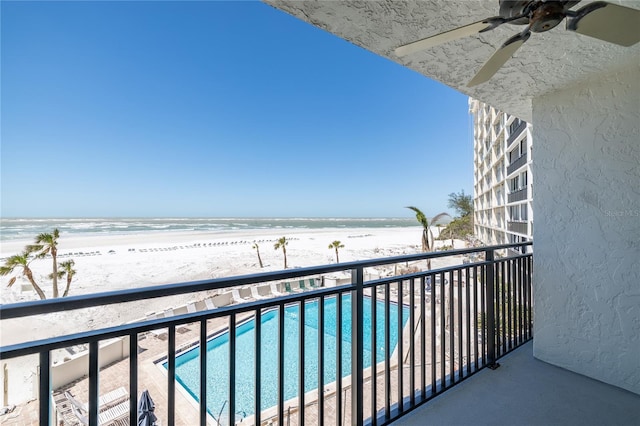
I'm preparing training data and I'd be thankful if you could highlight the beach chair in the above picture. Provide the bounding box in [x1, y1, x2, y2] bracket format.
[270, 283, 284, 296]
[309, 278, 319, 288]
[204, 298, 217, 310]
[145, 312, 167, 339]
[163, 308, 189, 333]
[250, 286, 267, 300]
[298, 279, 308, 291]
[65, 391, 87, 414]
[283, 282, 301, 293]
[186, 301, 197, 313]
[65, 387, 128, 415]
[98, 387, 128, 408]
[231, 289, 248, 303]
[98, 400, 129, 425]
[71, 404, 89, 425]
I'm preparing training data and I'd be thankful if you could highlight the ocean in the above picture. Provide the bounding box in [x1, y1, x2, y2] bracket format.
[0, 217, 420, 241]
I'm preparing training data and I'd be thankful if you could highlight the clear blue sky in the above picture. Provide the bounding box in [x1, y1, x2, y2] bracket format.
[1, 1, 473, 218]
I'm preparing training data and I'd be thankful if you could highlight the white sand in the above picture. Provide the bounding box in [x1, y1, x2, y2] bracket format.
[0, 226, 463, 406]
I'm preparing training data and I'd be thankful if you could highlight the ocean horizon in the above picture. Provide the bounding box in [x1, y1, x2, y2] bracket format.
[0, 217, 430, 241]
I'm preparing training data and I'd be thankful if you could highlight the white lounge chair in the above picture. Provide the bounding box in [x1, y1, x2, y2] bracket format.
[98, 400, 129, 425]
[186, 301, 197, 313]
[204, 298, 216, 310]
[145, 312, 167, 339]
[71, 404, 88, 425]
[65, 388, 129, 421]
[270, 283, 284, 296]
[231, 289, 248, 303]
[163, 308, 189, 333]
[250, 286, 267, 300]
[98, 387, 128, 408]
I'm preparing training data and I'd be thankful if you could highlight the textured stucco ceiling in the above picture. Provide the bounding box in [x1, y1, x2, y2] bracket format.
[263, 0, 640, 122]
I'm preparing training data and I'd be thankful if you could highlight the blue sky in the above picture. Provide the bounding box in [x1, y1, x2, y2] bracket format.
[1, 1, 472, 218]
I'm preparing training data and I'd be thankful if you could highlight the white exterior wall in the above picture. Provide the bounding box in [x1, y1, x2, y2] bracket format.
[532, 64, 640, 395]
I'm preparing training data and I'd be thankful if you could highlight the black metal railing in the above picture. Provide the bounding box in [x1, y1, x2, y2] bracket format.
[0, 243, 533, 426]
[506, 153, 528, 176]
[508, 187, 528, 203]
[507, 120, 526, 147]
[508, 222, 529, 235]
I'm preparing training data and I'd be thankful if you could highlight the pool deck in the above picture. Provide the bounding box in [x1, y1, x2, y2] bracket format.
[4, 283, 468, 426]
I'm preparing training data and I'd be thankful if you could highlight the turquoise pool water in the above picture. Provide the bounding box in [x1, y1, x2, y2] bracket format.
[166, 295, 409, 419]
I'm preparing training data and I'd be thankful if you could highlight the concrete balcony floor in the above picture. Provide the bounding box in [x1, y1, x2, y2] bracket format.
[392, 341, 640, 426]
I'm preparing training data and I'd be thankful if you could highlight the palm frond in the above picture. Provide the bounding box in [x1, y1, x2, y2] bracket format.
[1, 253, 28, 272]
[25, 244, 43, 254]
[430, 212, 451, 226]
[59, 259, 75, 269]
[35, 233, 53, 244]
[7, 277, 16, 288]
[274, 237, 287, 250]
[48, 271, 66, 280]
[406, 206, 429, 228]
[328, 240, 344, 249]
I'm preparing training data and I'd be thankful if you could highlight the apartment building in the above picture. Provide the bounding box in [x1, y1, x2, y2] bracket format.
[470, 98, 533, 249]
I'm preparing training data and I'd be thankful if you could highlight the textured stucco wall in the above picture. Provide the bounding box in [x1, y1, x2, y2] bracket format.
[265, 0, 640, 123]
[532, 64, 640, 394]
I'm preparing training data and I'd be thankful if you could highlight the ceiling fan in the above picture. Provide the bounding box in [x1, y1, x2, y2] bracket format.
[394, 1, 640, 87]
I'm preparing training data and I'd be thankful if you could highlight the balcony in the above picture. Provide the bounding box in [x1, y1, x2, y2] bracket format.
[393, 340, 640, 426]
[507, 187, 528, 203]
[0, 244, 533, 426]
[507, 120, 526, 147]
[506, 153, 527, 176]
[507, 221, 529, 235]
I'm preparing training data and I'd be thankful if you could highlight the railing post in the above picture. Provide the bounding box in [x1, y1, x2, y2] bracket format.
[38, 352, 50, 426]
[485, 249, 500, 369]
[351, 267, 364, 426]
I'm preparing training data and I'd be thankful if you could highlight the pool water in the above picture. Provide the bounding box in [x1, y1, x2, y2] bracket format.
[166, 295, 409, 419]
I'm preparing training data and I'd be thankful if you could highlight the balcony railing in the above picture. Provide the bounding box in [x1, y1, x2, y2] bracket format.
[508, 221, 529, 235]
[506, 153, 527, 176]
[508, 187, 528, 203]
[0, 243, 533, 426]
[507, 120, 526, 147]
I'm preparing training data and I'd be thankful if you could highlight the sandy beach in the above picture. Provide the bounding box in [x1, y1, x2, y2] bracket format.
[0, 225, 465, 409]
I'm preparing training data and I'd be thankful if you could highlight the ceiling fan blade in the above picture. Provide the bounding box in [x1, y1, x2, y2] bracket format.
[467, 31, 530, 87]
[395, 17, 504, 57]
[567, 1, 640, 46]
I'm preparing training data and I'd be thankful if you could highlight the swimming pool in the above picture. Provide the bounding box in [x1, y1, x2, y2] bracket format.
[166, 294, 409, 419]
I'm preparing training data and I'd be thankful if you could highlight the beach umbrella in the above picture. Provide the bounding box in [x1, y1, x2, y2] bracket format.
[137, 390, 157, 426]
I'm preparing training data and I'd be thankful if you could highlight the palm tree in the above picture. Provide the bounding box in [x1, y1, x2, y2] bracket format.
[0, 251, 47, 300]
[252, 243, 264, 268]
[406, 206, 450, 269]
[273, 237, 288, 269]
[328, 240, 344, 263]
[58, 260, 76, 297]
[30, 229, 61, 298]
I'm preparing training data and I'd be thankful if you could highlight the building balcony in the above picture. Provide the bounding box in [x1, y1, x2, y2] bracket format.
[507, 187, 528, 203]
[507, 120, 527, 147]
[1, 244, 535, 426]
[392, 340, 640, 426]
[506, 153, 527, 176]
[507, 221, 529, 235]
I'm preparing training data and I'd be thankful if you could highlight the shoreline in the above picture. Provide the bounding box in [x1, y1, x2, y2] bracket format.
[0, 225, 458, 408]
[0, 226, 423, 256]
